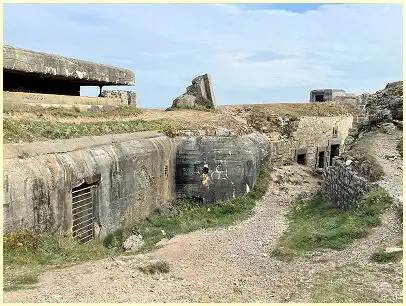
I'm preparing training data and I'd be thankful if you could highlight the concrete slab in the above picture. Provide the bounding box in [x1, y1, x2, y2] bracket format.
[3, 45, 135, 86]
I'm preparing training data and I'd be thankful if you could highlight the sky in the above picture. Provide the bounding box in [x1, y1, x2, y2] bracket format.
[3, 3, 402, 108]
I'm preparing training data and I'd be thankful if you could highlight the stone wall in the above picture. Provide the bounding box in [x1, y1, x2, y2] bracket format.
[3, 132, 269, 237]
[102, 90, 137, 106]
[292, 116, 354, 168]
[322, 158, 377, 210]
[269, 139, 294, 166]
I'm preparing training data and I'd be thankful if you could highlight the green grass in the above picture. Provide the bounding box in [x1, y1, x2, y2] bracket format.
[271, 188, 392, 259]
[104, 163, 271, 252]
[3, 118, 178, 143]
[3, 230, 118, 291]
[309, 263, 401, 302]
[371, 249, 403, 263]
[3, 272, 40, 292]
[3, 104, 142, 118]
[396, 136, 403, 158]
[138, 261, 170, 274]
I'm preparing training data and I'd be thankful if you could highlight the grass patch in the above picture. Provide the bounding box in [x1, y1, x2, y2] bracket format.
[3, 230, 118, 291]
[3, 118, 178, 143]
[3, 104, 142, 118]
[396, 136, 403, 158]
[3, 271, 39, 292]
[104, 163, 271, 252]
[138, 261, 170, 274]
[309, 263, 401, 302]
[272, 188, 392, 258]
[348, 137, 385, 181]
[371, 249, 403, 263]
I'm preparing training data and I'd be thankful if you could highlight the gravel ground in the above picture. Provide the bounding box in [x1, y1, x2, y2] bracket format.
[370, 129, 403, 203]
[3, 163, 402, 303]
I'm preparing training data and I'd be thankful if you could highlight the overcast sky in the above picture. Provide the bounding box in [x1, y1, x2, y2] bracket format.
[3, 3, 402, 108]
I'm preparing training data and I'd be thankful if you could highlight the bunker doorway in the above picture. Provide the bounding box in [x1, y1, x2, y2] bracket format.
[318, 151, 325, 168]
[330, 144, 340, 165]
[297, 153, 306, 165]
[315, 94, 324, 102]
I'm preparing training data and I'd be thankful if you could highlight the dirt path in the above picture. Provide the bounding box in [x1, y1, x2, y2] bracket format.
[370, 129, 403, 202]
[3, 164, 402, 303]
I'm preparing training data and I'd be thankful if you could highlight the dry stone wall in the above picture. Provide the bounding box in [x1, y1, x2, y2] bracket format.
[102, 90, 137, 106]
[322, 158, 377, 210]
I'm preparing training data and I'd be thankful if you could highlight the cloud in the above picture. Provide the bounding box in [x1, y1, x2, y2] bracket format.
[3, 3, 402, 106]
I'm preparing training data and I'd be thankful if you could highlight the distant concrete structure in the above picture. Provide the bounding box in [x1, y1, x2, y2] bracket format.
[3, 45, 135, 96]
[310, 89, 356, 102]
[102, 90, 137, 106]
[171, 73, 216, 109]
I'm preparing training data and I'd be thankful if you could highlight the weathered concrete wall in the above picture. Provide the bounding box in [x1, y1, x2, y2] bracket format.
[172, 73, 216, 109]
[322, 158, 377, 210]
[175, 134, 268, 203]
[3, 45, 135, 86]
[3, 133, 179, 237]
[3, 132, 269, 237]
[102, 90, 137, 106]
[292, 116, 354, 168]
[310, 89, 355, 102]
[3, 91, 125, 110]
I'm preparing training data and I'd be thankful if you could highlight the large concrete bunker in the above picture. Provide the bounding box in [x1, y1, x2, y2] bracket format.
[3, 45, 135, 96]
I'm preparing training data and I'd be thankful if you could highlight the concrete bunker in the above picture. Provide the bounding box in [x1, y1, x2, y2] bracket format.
[3, 45, 135, 97]
[310, 89, 355, 102]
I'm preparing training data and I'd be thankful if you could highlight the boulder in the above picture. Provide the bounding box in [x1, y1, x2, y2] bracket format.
[171, 73, 216, 110]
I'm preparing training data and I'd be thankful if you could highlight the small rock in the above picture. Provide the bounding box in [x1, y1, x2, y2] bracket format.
[123, 234, 144, 252]
[261, 253, 269, 257]
[345, 159, 353, 166]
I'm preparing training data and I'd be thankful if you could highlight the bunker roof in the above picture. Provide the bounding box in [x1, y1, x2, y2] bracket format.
[3, 45, 135, 86]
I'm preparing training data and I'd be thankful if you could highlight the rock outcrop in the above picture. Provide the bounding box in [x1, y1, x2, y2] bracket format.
[171, 74, 216, 110]
[363, 81, 403, 126]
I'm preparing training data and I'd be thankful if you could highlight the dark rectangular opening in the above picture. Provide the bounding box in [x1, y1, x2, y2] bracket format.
[297, 153, 306, 165]
[318, 151, 325, 168]
[315, 94, 324, 102]
[330, 144, 340, 165]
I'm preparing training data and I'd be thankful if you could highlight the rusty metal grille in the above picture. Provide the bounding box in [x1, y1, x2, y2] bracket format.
[72, 183, 97, 243]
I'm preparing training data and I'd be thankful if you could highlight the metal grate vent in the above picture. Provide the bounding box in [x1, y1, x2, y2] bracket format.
[71, 182, 98, 243]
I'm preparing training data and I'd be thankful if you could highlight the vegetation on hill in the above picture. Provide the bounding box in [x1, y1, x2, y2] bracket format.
[271, 188, 392, 261]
